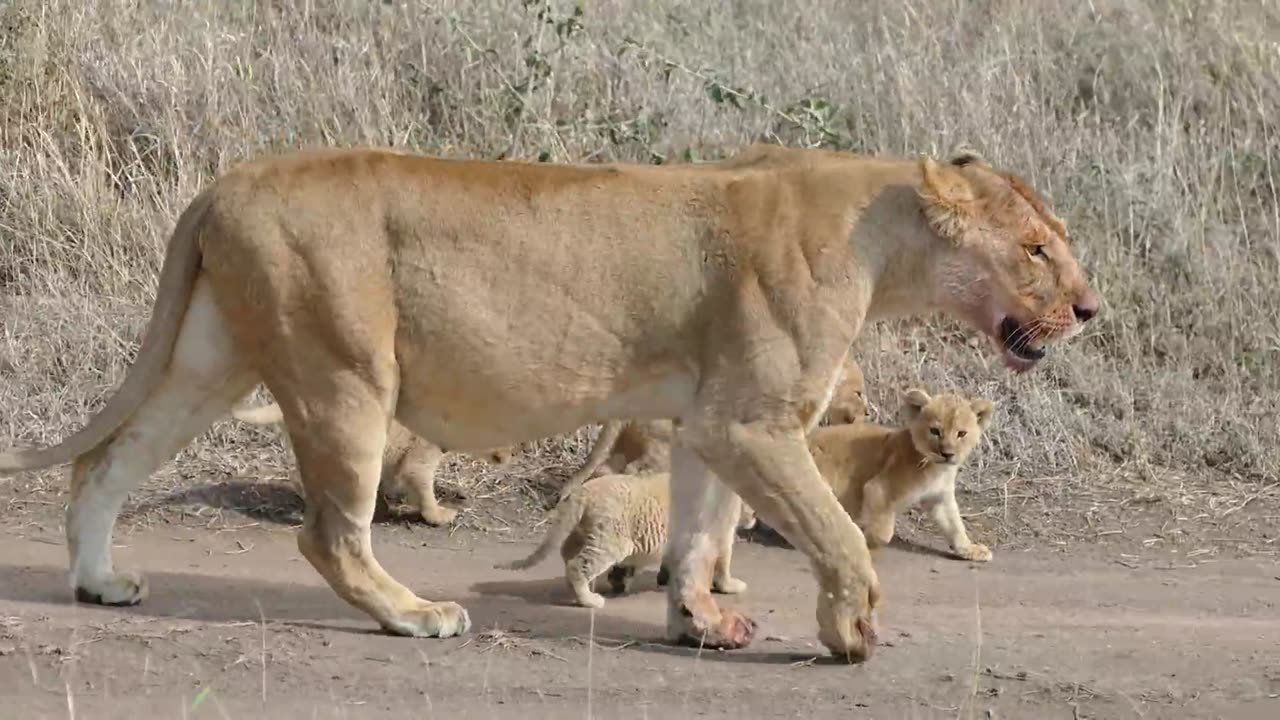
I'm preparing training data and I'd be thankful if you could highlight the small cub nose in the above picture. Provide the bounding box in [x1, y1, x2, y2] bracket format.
[940, 451, 954, 461]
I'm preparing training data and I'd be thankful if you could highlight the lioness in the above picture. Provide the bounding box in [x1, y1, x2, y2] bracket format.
[810, 388, 996, 562]
[0, 143, 1099, 662]
[561, 355, 867, 498]
[230, 398, 514, 526]
[497, 471, 752, 608]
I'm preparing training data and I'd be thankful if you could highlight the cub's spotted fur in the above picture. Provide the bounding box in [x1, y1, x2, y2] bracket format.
[809, 388, 996, 562]
[497, 472, 752, 608]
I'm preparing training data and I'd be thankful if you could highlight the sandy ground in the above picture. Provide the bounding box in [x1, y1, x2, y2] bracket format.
[1, 504, 1278, 720]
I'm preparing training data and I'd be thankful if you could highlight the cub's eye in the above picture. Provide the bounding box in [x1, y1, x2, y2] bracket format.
[929, 427, 941, 437]
[1026, 244, 1047, 259]
[957, 430, 968, 438]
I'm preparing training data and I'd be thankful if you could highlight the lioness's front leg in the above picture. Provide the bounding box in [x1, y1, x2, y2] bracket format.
[689, 420, 880, 662]
[662, 444, 758, 649]
[924, 489, 992, 563]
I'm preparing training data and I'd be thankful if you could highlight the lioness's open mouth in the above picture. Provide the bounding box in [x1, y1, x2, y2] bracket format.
[997, 317, 1046, 371]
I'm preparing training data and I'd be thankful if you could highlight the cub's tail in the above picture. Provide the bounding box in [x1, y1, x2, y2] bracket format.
[495, 487, 589, 571]
[559, 421, 622, 501]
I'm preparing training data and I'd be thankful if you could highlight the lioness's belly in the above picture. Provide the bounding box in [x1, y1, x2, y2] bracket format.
[384, 168, 711, 450]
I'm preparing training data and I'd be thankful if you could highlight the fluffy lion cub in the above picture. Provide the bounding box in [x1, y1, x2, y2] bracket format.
[497, 472, 753, 608]
[809, 388, 995, 562]
[231, 400, 513, 526]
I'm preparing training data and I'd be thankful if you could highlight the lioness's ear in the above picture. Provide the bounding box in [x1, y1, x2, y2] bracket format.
[970, 398, 996, 429]
[918, 156, 976, 243]
[902, 388, 931, 419]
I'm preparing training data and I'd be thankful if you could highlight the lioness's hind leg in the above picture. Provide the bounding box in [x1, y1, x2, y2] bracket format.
[68, 281, 257, 606]
[283, 386, 470, 638]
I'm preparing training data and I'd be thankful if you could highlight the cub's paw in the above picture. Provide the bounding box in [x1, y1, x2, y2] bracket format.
[419, 505, 459, 527]
[954, 543, 992, 563]
[711, 576, 748, 595]
[74, 571, 149, 607]
[574, 591, 607, 609]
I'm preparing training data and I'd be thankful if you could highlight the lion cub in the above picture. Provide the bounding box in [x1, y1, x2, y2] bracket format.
[560, 355, 868, 499]
[231, 400, 513, 526]
[809, 388, 995, 562]
[497, 472, 753, 608]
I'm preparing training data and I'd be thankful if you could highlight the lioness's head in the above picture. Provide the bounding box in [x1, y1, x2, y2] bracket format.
[918, 152, 1100, 372]
[901, 388, 994, 466]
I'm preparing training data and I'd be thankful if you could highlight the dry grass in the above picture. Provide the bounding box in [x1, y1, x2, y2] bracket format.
[1, 0, 1277, 544]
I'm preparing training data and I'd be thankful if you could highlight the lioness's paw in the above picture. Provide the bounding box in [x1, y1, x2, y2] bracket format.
[816, 593, 877, 664]
[712, 576, 748, 595]
[74, 571, 149, 607]
[954, 543, 992, 563]
[419, 505, 459, 527]
[671, 607, 757, 649]
[386, 601, 471, 638]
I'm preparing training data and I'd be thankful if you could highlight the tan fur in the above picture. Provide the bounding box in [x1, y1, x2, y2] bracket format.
[560, 354, 866, 498]
[809, 388, 996, 562]
[0, 143, 1099, 661]
[498, 472, 752, 607]
[230, 398, 514, 526]
[820, 355, 869, 426]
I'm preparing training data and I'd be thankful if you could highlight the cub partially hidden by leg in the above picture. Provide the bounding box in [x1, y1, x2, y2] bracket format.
[232, 399, 514, 526]
[561, 355, 868, 502]
[808, 388, 996, 562]
[496, 472, 753, 608]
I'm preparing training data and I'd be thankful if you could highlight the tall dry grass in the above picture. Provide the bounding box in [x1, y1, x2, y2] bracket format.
[1, 0, 1277, 530]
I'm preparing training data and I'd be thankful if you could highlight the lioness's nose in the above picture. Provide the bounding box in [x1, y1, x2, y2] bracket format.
[1073, 289, 1100, 322]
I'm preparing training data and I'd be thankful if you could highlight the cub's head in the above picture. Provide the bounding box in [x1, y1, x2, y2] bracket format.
[901, 388, 994, 466]
[918, 152, 1100, 372]
[822, 356, 868, 426]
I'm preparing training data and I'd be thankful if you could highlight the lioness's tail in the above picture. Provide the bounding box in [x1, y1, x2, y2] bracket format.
[558, 421, 622, 501]
[494, 489, 588, 571]
[0, 187, 217, 473]
[231, 401, 285, 425]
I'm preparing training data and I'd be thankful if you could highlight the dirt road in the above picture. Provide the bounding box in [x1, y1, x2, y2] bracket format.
[2, 517, 1277, 719]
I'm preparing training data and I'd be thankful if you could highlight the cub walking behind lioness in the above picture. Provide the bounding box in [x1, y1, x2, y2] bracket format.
[809, 388, 996, 562]
[230, 398, 515, 526]
[497, 472, 752, 608]
[559, 355, 870, 501]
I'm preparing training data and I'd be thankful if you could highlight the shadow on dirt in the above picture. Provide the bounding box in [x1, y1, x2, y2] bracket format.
[128, 479, 472, 527]
[0, 561, 661, 644]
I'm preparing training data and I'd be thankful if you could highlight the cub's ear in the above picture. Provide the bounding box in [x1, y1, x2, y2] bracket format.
[918, 155, 977, 243]
[970, 398, 996, 429]
[902, 388, 931, 419]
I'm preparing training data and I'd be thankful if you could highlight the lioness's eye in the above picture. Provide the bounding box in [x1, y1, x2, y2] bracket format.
[1026, 244, 1047, 259]
[929, 427, 941, 437]
[958, 430, 968, 438]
